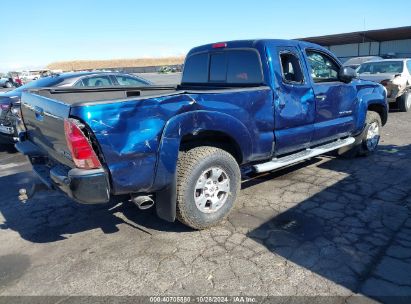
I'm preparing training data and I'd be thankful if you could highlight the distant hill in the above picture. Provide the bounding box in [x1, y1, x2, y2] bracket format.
[47, 56, 185, 71]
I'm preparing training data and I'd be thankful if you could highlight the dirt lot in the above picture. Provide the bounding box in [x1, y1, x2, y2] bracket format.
[47, 57, 184, 71]
[0, 107, 411, 302]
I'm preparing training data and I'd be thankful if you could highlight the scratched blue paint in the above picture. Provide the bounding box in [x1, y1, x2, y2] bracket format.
[69, 39, 387, 195]
[71, 87, 274, 194]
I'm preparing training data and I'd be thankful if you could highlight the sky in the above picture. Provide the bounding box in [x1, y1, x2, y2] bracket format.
[1, 0, 411, 72]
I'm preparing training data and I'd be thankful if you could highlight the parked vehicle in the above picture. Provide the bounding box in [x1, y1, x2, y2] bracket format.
[14, 77, 23, 87]
[357, 59, 411, 112]
[0, 76, 14, 88]
[0, 72, 151, 144]
[158, 66, 178, 74]
[343, 56, 383, 70]
[20, 71, 41, 83]
[17, 39, 388, 229]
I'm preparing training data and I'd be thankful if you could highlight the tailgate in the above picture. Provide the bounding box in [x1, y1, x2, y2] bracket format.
[21, 91, 74, 167]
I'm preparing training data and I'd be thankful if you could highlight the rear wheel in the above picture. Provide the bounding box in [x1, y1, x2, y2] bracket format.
[397, 92, 411, 112]
[176, 146, 241, 230]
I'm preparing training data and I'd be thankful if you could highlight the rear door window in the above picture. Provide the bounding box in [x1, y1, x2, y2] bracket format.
[182, 49, 263, 85]
[114, 75, 146, 86]
[81, 76, 113, 87]
[74, 80, 84, 87]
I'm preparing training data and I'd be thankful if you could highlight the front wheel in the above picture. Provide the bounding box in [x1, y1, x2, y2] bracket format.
[339, 111, 382, 158]
[360, 111, 382, 155]
[397, 92, 411, 112]
[176, 146, 241, 230]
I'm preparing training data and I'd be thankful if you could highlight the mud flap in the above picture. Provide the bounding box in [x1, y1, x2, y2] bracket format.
[155, 175, 177, 222]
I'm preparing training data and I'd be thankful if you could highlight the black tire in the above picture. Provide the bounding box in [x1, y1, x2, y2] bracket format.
[397, 93, 411, 112]
[338, 111, 382, 158]
[176, 146, 241, 230]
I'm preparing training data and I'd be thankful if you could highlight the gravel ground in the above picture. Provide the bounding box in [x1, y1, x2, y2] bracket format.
[0, 107, 410, 302]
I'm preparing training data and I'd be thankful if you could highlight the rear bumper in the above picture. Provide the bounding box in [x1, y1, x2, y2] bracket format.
[50, 166, 110, 204]
[16, 141, 110, 204]
[0, 131, 16, 144]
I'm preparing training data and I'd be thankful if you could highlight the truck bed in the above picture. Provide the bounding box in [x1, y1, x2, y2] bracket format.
[29, 84, 267, 106]
[20, 85, 273, 186]
[30, 86, 180, 106]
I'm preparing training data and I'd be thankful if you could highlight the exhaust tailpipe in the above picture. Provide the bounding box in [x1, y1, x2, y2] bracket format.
[131, 195, 155, 210]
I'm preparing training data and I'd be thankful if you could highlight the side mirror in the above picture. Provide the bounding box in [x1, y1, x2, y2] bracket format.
[339, 67, 357, 83]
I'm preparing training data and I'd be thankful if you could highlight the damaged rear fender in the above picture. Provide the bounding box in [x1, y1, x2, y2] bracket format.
[152, 110, 253, 222]
[152, 110, 253, 191]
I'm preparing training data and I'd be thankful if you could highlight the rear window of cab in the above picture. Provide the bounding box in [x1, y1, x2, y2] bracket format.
[182, 49, 264, 85]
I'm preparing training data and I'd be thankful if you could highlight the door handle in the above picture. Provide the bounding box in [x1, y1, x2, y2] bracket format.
[315, 95, 327, 101]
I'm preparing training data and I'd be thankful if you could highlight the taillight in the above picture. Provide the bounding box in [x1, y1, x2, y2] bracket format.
[0, 104, 10, 111]
[64, 119, 102, 170]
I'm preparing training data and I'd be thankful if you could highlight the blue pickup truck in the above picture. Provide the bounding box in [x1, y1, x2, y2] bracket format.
[17, 39, 388, 229]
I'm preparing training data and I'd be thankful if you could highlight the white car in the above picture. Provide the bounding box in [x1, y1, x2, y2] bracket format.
[357, 59, 411, 112]
[19, 71, 43, 83]
[0, 77, 13, 88]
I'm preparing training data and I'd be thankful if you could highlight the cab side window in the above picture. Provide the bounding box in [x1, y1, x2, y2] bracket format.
[279, 52, 304, 84]
[306, 51, 340, 83]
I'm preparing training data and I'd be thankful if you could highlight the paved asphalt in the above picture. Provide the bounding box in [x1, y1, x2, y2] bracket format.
[0, 82, 410, 302]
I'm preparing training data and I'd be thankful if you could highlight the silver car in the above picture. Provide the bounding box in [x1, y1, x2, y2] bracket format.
[0, 71, 152, 144]
[357, 59, 411, 112]
[343, 56, 383, 70]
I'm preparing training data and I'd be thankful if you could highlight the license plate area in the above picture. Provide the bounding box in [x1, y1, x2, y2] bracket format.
[0, 125, 14, 134]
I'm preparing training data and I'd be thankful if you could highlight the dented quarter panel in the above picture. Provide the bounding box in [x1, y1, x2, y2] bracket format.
[68, 40, 388, 196]
[70, 87, 274, 195]
[22, 39, 388, 206]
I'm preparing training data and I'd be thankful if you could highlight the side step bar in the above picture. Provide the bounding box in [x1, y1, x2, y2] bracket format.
[253, 137, 355, 173]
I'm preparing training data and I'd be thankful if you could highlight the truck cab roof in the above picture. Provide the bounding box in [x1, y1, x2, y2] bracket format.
[187, 39, 332, 56]
[182, 39, 339, 88]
